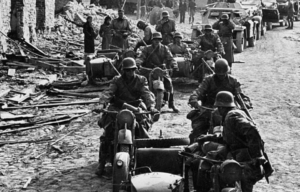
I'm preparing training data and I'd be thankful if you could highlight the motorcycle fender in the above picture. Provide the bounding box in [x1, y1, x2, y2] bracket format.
[118, 129, 133, 144]
[221, 188, 237, 192]
[152, 80, 165, 90]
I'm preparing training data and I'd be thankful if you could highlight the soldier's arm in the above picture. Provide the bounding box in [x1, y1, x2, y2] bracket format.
[155, 20, 162, 32]
[183, 43, 192, 59]
[140, 77, 156, 109]
[212, 21, 220, 30]
[228, 20, 236, 30]
[191, 76, 211, 100]
[136, 48, 148, 67]
[215, 35, 224, 53]
[232, 114, 264, 158]
[172, 20, 177, 32]
[233, 78, 242, 95]
[99, 76, 118, 104]
[165, 46, 177, 68]
[144, 27, 152, 42]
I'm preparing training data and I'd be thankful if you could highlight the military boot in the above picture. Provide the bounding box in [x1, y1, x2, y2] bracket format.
[168, 93, 180, 113]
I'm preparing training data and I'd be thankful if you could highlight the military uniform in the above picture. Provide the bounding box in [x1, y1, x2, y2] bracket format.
[155, 19, 176, 45]
[136, 42, 179, 112]
[212, 20, 235, 66]
[98, 74, 155, 172]
[195, 33, 224, 53]
[100, 74, 155, 109]
[222, 109, 265, 192]
[111, 17, 131, 49]
[168, 42, 191, 57]
[188, 74, 241, 142]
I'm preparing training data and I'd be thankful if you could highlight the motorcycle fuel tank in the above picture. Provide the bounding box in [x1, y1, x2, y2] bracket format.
[131, 172, 184, 192]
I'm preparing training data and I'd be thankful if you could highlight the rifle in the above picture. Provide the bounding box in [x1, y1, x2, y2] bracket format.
[235, 93, 254, 122]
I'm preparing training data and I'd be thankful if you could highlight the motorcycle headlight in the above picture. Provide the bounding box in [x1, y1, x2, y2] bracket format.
[116, 160, 123, 167]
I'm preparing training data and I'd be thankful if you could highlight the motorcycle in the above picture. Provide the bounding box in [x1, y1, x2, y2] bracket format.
[172, 54, 193, 78]
[179, 151, 245, 192]
[96, 103, 160, 192]
[192, 50, 221, 83]
[139, 66, 173, 111]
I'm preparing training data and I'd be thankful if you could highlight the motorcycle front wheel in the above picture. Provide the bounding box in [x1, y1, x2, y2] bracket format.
[155, 90, 164, 111]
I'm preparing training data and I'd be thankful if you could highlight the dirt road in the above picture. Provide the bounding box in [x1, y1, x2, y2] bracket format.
[1, 17, 300, 192]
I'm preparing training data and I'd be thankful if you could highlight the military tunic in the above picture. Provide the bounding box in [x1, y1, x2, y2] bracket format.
[212, 20, 235, 65]
[168, 42, 190, 57]
[223, 109, 264, 192]
[137, 44, 177, 69]
[100, 74, 155, 109]
[155, 19, 176, 45]
[188, 74, 241, 142]
[191, 74, 241, 107]
[195, 33, 224, 53]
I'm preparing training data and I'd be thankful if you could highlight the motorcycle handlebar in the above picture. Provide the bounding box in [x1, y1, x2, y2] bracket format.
[94, 108, 158, 115]
[179, 151, 254, 165]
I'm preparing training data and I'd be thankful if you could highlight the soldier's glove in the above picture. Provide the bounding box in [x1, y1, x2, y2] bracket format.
[196, 134, 215, 145]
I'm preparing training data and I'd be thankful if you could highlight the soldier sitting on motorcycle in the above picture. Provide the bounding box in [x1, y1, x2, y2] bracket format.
[193, 24, 224, 60]
[188, 58, 242, 143]
[95, 57, 158, 177]
[136, 32, 180, 113]
[168, 32, 192, 60]
[195, 91, 273, 192]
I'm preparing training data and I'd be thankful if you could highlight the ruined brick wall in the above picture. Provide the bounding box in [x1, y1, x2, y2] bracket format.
[11, 0, 37, 42]
[36, 0, 55, 30]
[0, 0, 11, 52]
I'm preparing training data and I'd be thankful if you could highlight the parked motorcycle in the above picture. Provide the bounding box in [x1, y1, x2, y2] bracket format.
[192, 50, 221, 83]
[179, 151, 244, 192]
[96, 103, 159, 192]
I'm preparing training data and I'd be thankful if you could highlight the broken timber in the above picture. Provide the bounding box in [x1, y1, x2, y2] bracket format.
[1, 100, 99, 111]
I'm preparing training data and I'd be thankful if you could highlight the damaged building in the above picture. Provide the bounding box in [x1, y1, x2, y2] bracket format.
[0, 0, 55, 52]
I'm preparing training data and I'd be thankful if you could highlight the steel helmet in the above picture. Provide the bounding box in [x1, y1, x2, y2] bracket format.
[137, 20, 146, 29]
[215, 59, 230, 75]
[173, 32, 183, 39]
[122, 57, 137, 69]
[214, 91, 236, 107]
[162, 10, 169, 17]
[152, 32, 163, 40]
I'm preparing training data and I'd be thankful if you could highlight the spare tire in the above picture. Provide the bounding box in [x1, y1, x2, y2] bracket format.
[135, 137, 190, 148]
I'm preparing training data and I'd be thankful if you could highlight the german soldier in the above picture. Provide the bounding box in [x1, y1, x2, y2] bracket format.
[212, 14, 235, 70]
[136, 32, 180, 113]
[195, 91, 273, 192]
[155, 11, 176, 45]
[95, 58, 157, 176]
